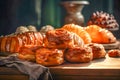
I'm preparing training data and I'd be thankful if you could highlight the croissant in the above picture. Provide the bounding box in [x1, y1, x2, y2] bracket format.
[62, 24, 92, 44]
[85, 25, 116, 44]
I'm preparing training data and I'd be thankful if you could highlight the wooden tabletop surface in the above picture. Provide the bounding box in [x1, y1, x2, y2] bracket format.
[50, 54, 120, 69]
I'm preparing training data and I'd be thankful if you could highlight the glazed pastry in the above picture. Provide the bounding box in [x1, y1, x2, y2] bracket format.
[16, 31, 43, 46]
[62, 24, 92, 44]
[108, 49, 120, 57]
[85, 25, 116, 44]
[0, 35, 22, 53]
[44, 29, 73, 49]
[64, 46, 93, 63]
[44, 29, 84, 49]
[18, 45, 39, 61]
[86, 43, 106, 59]
[0, 31, 43, 53]
[36, 47, 64, 66]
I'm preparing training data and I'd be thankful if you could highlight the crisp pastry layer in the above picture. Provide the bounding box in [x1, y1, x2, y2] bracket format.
[18, 45, 40, 61]
[36, 47, 64, 66]
[64, 46, 93, 63]
[86, 43, 106, 59]
[0, 31, 43, 53]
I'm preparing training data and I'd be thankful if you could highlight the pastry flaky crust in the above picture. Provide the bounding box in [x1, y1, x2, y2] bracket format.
[18, 45, 37, 61]
[62, 24, 92, 44]
[36, 47, 64, 66]
[85, 25, 116, 44]
[44, 29, 84, 49]
[64, 46, 93, 63]
[0, 36, 23, 53]
[0, 31, 43, 53]
[86, 43, 106, 59]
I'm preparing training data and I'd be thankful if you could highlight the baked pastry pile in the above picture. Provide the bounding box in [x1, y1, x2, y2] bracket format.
[0, 23, 117, 66]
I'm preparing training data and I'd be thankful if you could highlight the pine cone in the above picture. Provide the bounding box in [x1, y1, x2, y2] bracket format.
[87, 11, 119, 30]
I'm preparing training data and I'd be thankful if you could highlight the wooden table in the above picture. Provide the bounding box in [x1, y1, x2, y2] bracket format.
[0, 67, 29, 80]
[0, 54, 120, 80]
[49, 54, 120, 80]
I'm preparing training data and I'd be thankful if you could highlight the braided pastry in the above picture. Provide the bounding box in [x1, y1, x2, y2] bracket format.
[0, 31, 43, 53]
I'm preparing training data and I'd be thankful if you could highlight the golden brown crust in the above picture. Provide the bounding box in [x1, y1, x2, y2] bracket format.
[0, 36, 7, 52]
[16, 31, 43, 46]
[10, 36, 23, 53]
[108, 49, 120, 57]
[62, 24, 92, 44]
[87, 43, 106, 59]
[44, 29, 74, 49]
[0, 31, 43, 53]
[64, 46, 93, 63]
[85, 25, 116, 44]
[17, 45, 39, 61]
[36, 47, 64, 66]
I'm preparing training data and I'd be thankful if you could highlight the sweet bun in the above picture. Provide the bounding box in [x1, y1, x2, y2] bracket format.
[85, 25, 116, 44]
[62, 24, 92, 44]
[40, 25, 54, 35]
[64, 46, 93, 63]
[108, 49, 120, 57]
[86, 43, 106, 59]
[36, 47, 64, 66]
[15, 25, 37, 34]
[27, 25, 37, 32]
[15, 26, 29, 34]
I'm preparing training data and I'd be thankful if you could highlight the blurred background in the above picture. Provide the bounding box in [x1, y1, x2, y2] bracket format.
[0, 0, 120, 39]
